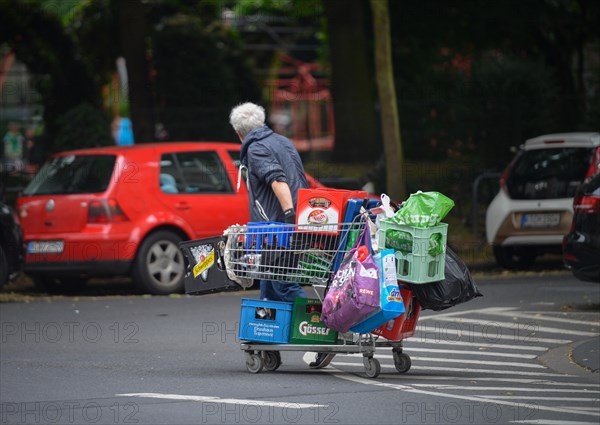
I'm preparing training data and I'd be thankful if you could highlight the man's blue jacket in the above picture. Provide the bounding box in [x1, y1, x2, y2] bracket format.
[240, 125, 308, 222]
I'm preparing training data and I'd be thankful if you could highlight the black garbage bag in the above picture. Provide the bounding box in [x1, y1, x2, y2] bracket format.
[408, 246, 483, 311]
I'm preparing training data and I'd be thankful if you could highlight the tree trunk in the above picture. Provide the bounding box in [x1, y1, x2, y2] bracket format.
[324, 0, 379, 162]
[370, 0, 405, 201]
[118, 0, 155, 143]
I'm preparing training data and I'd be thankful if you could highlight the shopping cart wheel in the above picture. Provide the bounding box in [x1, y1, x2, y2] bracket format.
[393, 351, 411, 373]
[363, 357, 381, 379]
[262, 351, 282, 371]
[245, 352, 264, 374]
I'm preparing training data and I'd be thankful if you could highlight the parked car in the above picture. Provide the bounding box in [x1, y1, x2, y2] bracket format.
[16, 142, 324, 294]
[562, 172, 600, 283]
[486, 132, 600, 269]
[0, 200, 24, 289]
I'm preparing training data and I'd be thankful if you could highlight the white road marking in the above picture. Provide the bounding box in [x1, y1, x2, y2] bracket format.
[480, 396, 599, 401]
[418, 307, 514, 321]
[566, 407, 600, 412]
[377, 375, 598, 388]
[328, 361, 572, 377]
[431, 317, 599, 337]
[408, 384, 599, 393]
[320, 367, 600, 418]
[302, 306, 599, 421]
[415, 325, 572, 344]
[374, 348, 539, 359]
[347, 347, 538, 361]
[406, 339, 549, 352]
[482, 311, 600, 327]
[405, 356, 545, 368]
[510, 420, 600, 424]
[116, 393, 326, 409]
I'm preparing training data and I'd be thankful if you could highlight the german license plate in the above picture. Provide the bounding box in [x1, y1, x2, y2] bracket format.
[521, 213, 560, 228]
[27, 240, 64, 254]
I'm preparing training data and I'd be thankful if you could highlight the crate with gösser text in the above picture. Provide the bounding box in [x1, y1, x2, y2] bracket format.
[289, 298, 338, 344]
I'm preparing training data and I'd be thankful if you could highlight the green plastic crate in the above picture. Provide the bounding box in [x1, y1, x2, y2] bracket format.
[378, 219, 448, 284]
[289, 298, 338, 344]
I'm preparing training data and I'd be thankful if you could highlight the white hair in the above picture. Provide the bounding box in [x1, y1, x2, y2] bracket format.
[229, 102, 266, 136]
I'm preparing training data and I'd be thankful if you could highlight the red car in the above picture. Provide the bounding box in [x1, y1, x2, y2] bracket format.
[16, 142, 324, 295]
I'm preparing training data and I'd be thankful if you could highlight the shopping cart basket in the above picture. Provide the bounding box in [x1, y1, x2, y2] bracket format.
[228, 217, 419, 378]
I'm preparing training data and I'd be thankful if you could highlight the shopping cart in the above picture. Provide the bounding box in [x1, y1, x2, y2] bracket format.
[226, 217, 420, 379]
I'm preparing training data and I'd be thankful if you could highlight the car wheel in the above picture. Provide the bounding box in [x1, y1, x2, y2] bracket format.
[132, 231, 185, 295]
[32, 277, 88, 294]
[0, 245, 8, 290]
[493, 246, 536, 270]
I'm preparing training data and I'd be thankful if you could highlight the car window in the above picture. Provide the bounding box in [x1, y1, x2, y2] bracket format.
[23, 155, 116, 195]
[228, 150, 241, 168]
[507, 148, 594, 199]
[160, 151, 233, 194]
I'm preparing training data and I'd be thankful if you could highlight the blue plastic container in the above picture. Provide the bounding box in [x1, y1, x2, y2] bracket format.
[239, 298, 293, 344]
[245, 222, 292, 253]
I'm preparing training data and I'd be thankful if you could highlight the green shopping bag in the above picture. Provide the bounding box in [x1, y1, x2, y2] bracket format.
[392, 191, 455, 229]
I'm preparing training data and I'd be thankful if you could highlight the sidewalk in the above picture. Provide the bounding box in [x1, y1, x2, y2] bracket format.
[571, 337, 600, 373]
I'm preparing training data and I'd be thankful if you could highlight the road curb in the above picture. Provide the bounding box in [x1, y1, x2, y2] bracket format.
[539, 339, 600, 383]
[569, 337, 600, 374]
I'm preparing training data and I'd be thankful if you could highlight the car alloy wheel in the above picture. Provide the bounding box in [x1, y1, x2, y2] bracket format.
[133, 230, 184, 295]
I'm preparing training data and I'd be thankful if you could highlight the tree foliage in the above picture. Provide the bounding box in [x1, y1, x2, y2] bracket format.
[0, 0, 100, 151]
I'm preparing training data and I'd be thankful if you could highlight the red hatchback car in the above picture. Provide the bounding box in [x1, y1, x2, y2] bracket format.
[16, 142, 323, 294]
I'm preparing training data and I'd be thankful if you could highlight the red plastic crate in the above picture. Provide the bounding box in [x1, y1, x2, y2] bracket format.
[371, 286, 421, 341]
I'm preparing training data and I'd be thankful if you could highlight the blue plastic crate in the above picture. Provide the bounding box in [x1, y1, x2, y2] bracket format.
[245, 222, 292, 253]
[239, 298, 293, 344]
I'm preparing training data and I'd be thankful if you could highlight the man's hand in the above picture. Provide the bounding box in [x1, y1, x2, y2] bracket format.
[283, 208, 296, 224]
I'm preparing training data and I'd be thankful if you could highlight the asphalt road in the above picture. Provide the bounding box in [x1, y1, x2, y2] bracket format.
[1, 272, 599, 425]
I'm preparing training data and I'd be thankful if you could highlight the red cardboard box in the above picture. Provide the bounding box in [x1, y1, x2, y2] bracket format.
[296, 188, 368, 233]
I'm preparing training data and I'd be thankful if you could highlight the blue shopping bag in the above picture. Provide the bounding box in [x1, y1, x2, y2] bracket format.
[350, 249, 405, 334]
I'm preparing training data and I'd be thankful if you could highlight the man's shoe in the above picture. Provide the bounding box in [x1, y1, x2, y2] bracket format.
[309, 352, 336, 369]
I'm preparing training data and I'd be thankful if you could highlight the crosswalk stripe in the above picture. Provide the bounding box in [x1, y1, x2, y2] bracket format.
[480, 396, 599, 401]
[394, 348, 538, 359]
[483, 311, 600, 327]
[376, 375, 599, 388]
[405, 339, 549, 352]
[325, 368, 600, 418]
[345, 349, 537, 359]
[408, 384, 599, 393]
[510, 420, 600, 424]
[431, 317, 599, 337]
[407, 356, 544, 368]
[415, 325, 572, 344]
[329, 361, 573, 377]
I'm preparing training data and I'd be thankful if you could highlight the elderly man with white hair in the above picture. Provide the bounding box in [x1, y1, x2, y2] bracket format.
[229, 102, 335, 369]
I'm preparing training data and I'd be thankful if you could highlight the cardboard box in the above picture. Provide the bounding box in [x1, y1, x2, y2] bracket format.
[296, 188, 368, 233]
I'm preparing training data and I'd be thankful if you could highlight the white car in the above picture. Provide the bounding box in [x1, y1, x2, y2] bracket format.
[486, 132, 600, 269]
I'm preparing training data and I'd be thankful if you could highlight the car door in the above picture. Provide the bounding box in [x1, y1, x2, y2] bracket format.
[156, 148, 249, 238]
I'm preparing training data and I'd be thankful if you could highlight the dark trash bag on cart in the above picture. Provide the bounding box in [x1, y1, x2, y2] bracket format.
[408, 246, 482, 311]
